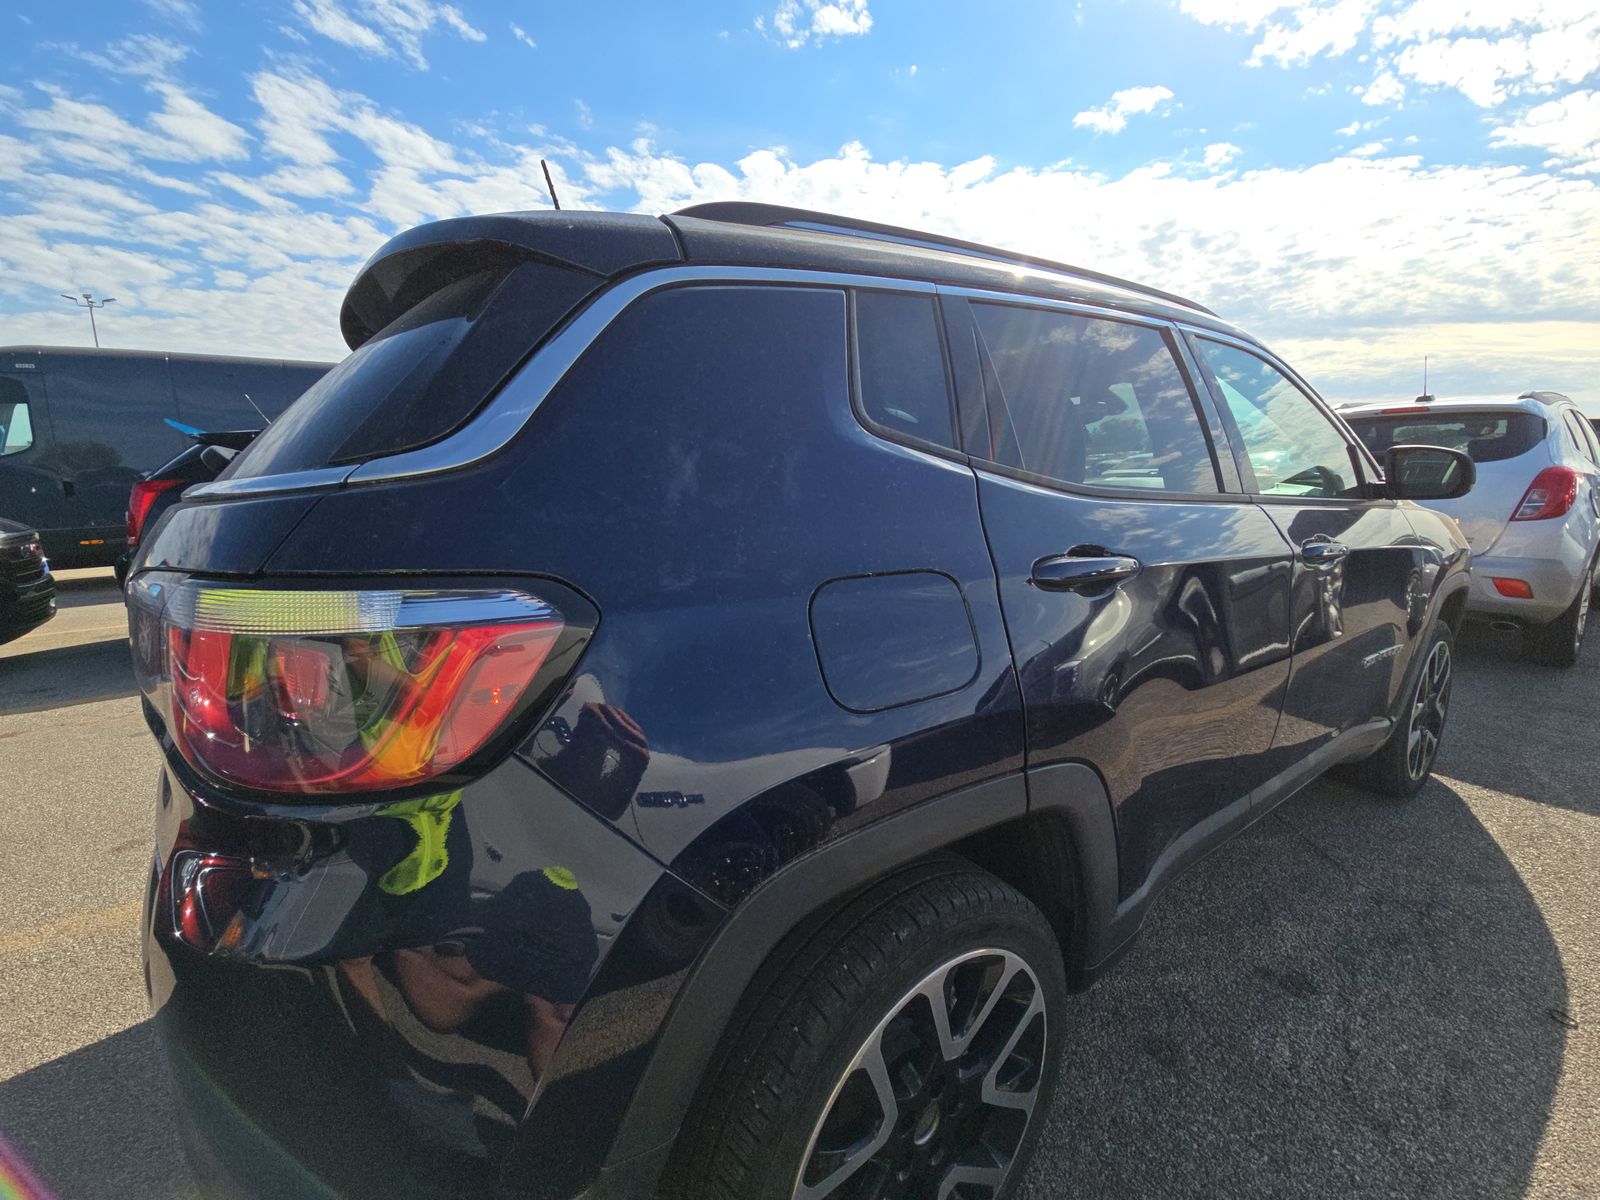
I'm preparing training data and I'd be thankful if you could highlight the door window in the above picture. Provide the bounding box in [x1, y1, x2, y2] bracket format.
[970, 303, 1219, 493]
[1561, 410, 1598, 465]
[853, 291, 957, 450]
[1195, 339, 1360, 499]
[0, 378, 35, 456]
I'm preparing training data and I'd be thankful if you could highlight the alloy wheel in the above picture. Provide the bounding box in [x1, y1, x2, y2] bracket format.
[1407, 639, 1452, 780]
[793, 948, 1046, 1200]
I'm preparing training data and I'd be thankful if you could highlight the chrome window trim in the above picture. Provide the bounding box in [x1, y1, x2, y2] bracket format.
[190, 265, 1243, 501]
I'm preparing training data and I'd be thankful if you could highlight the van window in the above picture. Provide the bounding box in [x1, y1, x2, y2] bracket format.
[854, 291, 956, 451]
[970, 303, 1219, 493]
[1345, 410, 1545, 464]
[228, 259, 586, 481]
[0, 378, 35, 456]
[1195, 339, 1359, 499]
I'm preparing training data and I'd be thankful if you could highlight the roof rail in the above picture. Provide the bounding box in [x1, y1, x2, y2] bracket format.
[671, 201, 1218, 317]
[1518, 390, 1573, 406]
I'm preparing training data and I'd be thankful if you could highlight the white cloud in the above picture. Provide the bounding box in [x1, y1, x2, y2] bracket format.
[765, 0, 873, 48]
[1073, 85, 1175, 134]
[1335, 118, 1379, 135]
[1491, 90, 1600, 174]
[149, 85, 250, 159]
[292, 0, 486, 69]
[143, 0, 200, 29]
[1348, 140, 1386, 156]
[1202, 141, 1242, 167]
[1180, 0, 1600, 109]
[576, 99, 593, 130]
[68, 33, 190, 79]
[510, 23, 535, 49]
[1359, 70, 1406, 106]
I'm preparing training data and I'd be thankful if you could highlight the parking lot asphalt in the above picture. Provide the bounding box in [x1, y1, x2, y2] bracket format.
[0, 574, 1594, 1199]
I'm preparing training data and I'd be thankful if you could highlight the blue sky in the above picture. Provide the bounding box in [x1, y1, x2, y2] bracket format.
[2, 0, 1597, 404]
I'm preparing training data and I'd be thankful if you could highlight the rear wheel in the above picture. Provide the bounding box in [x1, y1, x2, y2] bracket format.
[1346, 622, 1454, 798]
[1522, 559, 1594, 668]
[666, 861, 1064, 1200]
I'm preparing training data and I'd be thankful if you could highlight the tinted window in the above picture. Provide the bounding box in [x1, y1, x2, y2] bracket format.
[229, 260, 554, 480]
[1562, 411, 1597, 465]
[1345, 411, 1544, 464]
[854, 291, 956, 450]
[971, 304, 1218, 493]
[0, 377, 35, 457]
[1196, 340, 1358, 499]
[43, 353, 187, 473]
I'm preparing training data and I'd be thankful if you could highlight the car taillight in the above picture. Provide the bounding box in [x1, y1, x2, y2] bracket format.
[127, 478, 185, 546]
[127, 577, 576, 794]
[1510, 466, 1578, 521]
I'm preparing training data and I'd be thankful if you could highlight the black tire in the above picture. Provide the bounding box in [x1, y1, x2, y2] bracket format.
[665, 860, 1065, 1200]
[1345, 621, 1455, 798]
[1523, 562, 1593, 668]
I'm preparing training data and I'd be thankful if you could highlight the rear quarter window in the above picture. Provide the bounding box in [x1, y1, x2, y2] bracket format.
[1346, 411, 1545, 464]
[226, 258, 591, 481]
[852, 290, 957, 452]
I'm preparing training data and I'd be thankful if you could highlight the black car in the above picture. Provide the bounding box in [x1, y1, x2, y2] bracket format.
[114, 430, 254, 586]
[0, 517, 55, 645]
[128, 204, 1474, 1200]
[0, 348, 330, 569]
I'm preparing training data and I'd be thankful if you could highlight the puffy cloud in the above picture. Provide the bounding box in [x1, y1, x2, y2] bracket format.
[763, 0, 873, 48]
[292, 0, 486, 69]
[1201, 141, 1242, 168]
[1490, 90, 1600, 173]
[1247, 0, 1378, 66]
[1073, 85, 1176, 134]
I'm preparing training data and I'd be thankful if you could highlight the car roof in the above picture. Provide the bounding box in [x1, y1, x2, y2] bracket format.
[1339, 396, 1568, 418]
[340, 205, 1260, 351]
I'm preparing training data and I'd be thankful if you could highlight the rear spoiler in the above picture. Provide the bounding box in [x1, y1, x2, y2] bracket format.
[163, 418, 260, 451]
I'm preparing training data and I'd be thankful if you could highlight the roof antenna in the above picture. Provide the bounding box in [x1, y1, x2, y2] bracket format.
[242, 392, 271, 426]
[540, 159, 562, 211]
[1417, 355, 1433, 404]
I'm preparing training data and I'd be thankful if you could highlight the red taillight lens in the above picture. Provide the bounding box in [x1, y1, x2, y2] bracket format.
[1492, 578, 1534, 599]
[1511, 466, 1578, 521]
[128, 579, 571, 794]
[127, 478, 185, 546]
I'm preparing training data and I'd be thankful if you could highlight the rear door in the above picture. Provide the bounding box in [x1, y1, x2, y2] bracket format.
[1188, 335, 1424, 761]
[1558, 407, 1600, 562]
[949, 293, 1295, 900]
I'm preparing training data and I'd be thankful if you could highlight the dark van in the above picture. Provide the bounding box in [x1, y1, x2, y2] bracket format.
[0, 347, 331, 568]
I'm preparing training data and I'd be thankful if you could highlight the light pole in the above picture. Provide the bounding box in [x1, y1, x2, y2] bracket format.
[59, 292, 116, 347]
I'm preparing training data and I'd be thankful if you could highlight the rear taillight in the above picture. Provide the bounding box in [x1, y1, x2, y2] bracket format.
[1510, 466, 1578, 521]
[127, 478, 185, 546]
[128, 577, 579, 794]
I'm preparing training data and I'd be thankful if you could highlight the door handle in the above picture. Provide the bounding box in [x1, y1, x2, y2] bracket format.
[1300, 538, 1349, 568]
[1030, 551, 1141, 593]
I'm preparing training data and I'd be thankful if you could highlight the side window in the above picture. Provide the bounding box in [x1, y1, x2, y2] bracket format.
[854, 290, 957, 451]
[1562, 411, 1598, 465]
[969, 303, 1219, 493]
[1195, 339, 1359, 499]
[0, 378, 36, 457]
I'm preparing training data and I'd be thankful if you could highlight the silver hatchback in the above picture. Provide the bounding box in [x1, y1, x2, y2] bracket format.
[1345, 392, 1600, 667]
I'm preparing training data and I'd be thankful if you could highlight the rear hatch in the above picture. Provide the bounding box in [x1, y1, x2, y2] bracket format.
[1344, 407, 1547, 555]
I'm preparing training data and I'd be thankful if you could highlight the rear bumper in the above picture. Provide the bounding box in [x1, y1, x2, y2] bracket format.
[144, 755, 723, 1200]
[1465, 552, 1586, 624]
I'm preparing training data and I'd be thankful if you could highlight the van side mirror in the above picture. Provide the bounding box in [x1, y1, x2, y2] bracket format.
[1383, 444, 1475, 501]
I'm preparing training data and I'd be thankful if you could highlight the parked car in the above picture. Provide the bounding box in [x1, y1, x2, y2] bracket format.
[127, 203, 1474, 1200]
[113, 430, 254, 586]
[0, 517, 55, 645]
[1344, 392, 1600, 666]
[0, 348, 330, 569]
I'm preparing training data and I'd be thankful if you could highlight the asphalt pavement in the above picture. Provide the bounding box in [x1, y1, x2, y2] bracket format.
[0, 574, 1594, 1199]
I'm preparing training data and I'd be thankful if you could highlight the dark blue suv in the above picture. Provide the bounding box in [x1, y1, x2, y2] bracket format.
[127, 203, 1475, 1200]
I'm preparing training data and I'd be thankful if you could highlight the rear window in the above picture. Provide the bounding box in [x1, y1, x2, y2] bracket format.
[1345, 411, 1545, 464]
[227, 259, 579, 480]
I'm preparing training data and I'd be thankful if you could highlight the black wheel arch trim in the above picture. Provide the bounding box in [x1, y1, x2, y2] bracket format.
[597, 766, 1124, 1184]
